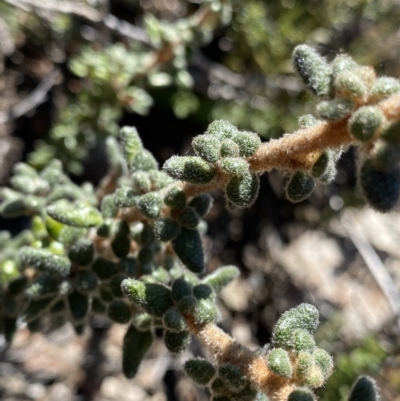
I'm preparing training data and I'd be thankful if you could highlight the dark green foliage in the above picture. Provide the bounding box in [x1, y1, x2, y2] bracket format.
[184, 358, 216, 386]
[266, 348, 292, 378]
[171, 278, 192, 302]
[163, 307, 187, 332]
[203, 266, 240, 294]
[68, 290, 89, 322]
[123, 325, 153, 378]
[193, 134, 221, 163]
[172, 228, 204, 273]
[381, 121, 400, 146]
[360, 159, 400, 212]
[317, 99, 353, 120]
[26, 274, 59, 298]
[347, 376, 378, 401]
[349, 106, 384, 142]
[4, 317, 17, 342]
[189, 193, 213, 216]
[92, 298, 106, 314]
[8, 276, 28, 296]
[108, 300, 132, 324]
[163, 156, 215, 184]
[193, 283, 215, 300]
[137, 192, 163, 219]
[272, 303, 319, 349]
[140, 224, 156, 246]
[122, 279, 173, 316]
[311, 151, 332, 179]
[225, 173, 260, 208]
[219, 363, 247, 392]
[92, 257, 119, 279]
[292, 45, 332, 98]
[178, 207, 200, 229]
[288, 388, 315, 401]
[138, 247, 154, 264]
[19, 247, 71, 277]
[164, 187, 186, 210]
[164, 329, 191, 353]
[154, 218, 180, 241]
[111, 236, 131, 258]
[118, 257, 138, 277]
[22, 297, 53, 322]
[372, 141, 400, 172]
[110, 273, 128, 297]
[68, 238, 94, 266]
[286, 171, 315, 203]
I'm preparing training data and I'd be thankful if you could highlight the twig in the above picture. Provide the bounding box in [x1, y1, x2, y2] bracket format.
[341, 211, 400, 316]
[0, 69, 58, 125]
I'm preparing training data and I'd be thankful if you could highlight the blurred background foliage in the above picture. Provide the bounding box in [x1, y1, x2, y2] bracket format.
[1, 0, 400, 400]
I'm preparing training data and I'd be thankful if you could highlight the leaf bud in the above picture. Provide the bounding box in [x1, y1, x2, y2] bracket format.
[119, 126, 143, 168]
[220, 139, 240, 157]
[148, 170, 174, 190]
[193, 283, 215, 300]
[311, 151, 332, 179]
[313, 349, 334, 379]
[193, 299, 217, 324]
[331, 54, 359, 76]
[68, 238, 94, 266]
[40, 159, 63, 187]
[184, 358, 216, 386]
[225, 173, 260, 208]
[298, 114, 319, 129]
[285, 171, 315, 203]
[154, 218, 180, 241]
[347, 376, 379, 401]
[101, 194, 119, 218]
[360, 159, 400, 212]
[296, 352, 314, 377]
[132, 313, 152, 331]
[218, 363, 247, 392]
[267, 348, 293, 379]
[178, 207, 200, 229]
[132, 171, 152, 193]
[164, 329, 191, 353]
[130, 150, 158, 172]
[163, 307, 187, 332]
[232, 131, 261, 157]
[122, 325, 153, 378]
[348, 106, 384, 142]
[46, 202, 103, 228]
[68, 290, 90, 322]
[193, 134, 222, 163]
[303, 365, 325, 388]
[171, 228, 204, 273]
[272, 303, 319, 349]
[164, 187, 186, 210]
[220, 157, 249, 176]
[203, 265, 240, 294]
[108, 299, 132, 324]
[164, 156, 215, 184]
[114, 186, 138, 208]
[316, 99, 353, 120]
[92, 257, 119, 279]
[137, 192, 163, 219]
[370, 76, 400, 102]
[19, 247, 71, 277]
[189, 193, 213, 217]
[293, 329, 316, 353]
[206, 120, 239, 140]
[75, 270, 98, 293]
[292, 45, 332, 98]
